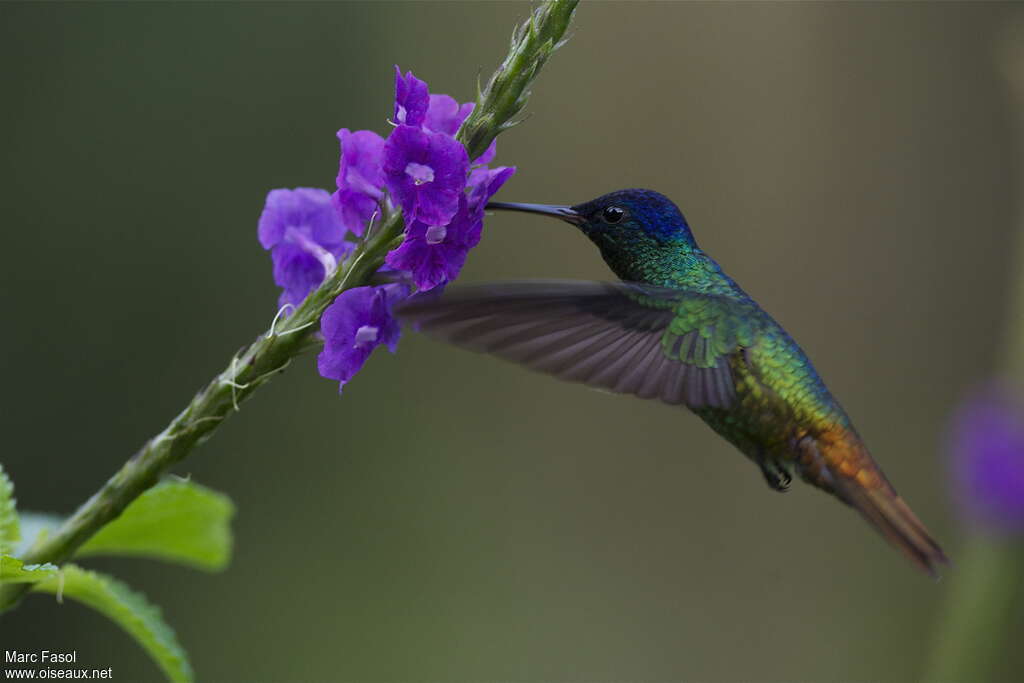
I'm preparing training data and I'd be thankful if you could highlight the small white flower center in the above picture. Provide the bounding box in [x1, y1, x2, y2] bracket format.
[405, 162, 435, 185]
[425, 224, 447, 245]
[354, 325, 379, 347]
[396, 104, 408, 123]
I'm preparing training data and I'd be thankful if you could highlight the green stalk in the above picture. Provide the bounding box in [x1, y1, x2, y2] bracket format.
[925, 536, 1024, 682]
[0, 0, 578, 613]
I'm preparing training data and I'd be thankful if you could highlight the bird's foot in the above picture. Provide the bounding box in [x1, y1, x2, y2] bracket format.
[759, 460, 792, 492]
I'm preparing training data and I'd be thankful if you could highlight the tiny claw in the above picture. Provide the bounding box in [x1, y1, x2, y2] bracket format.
[760, 460, 791, 493]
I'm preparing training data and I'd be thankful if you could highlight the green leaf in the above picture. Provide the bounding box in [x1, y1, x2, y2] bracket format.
[34, 564, 193, 683]
[1, 555, 58, 584]
[0, 464, 18, 555]
[77, 480, 234, 571]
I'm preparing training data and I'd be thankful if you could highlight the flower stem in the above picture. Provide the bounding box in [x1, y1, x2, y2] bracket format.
[459, 0, 578, 160]
[0, 0, 578, 613]
[924, 535, 1024, 682]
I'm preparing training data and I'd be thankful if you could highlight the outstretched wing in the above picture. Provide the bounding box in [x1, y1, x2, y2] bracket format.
[397, 280, 762, 410]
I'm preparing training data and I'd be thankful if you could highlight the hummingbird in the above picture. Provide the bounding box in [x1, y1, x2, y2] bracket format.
[398, 189, 948, 576]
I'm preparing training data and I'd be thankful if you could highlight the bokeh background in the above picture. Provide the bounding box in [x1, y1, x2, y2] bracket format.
[3, 2, 1023, 681]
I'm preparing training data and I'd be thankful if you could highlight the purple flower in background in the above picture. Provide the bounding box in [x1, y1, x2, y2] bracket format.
[948, 382, 1024, 534]
[332, 129, 386, 236]
[258, 188, 352, 307]
[317, 284, 409, 392]
[393, 67, 429, 127]
[382, 125, 469, 225]
[384, 195, 483, 291]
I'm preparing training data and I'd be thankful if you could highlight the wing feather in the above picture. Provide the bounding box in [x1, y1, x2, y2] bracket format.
[398, 280, 759, 410]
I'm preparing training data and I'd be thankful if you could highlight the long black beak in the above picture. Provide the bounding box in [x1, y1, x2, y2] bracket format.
[485, 201, 583, 226]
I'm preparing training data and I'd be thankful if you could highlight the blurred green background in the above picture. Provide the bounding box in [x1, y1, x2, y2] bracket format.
[2, 1, 1023, 681]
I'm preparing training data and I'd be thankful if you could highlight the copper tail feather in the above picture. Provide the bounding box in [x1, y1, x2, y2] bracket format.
[797, 432, 949, 578]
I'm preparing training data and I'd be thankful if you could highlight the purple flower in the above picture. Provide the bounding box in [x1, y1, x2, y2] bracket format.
[383, 165, 514, 292]
[317, 284, 409, 392]
[259, 65, 520, 394]
[258, 188, 352, 307]
[948, 382, 1024, 535]
[394, 66, 429, 127]
[423, 95, 495, 163]
[424, 94, 473, 136]
[332, 129, 385, 236]
[382, 125, 469, 225]
[384, 195, 484, 291]
[467, 165, 516, 213]
[473, 140, 498, 166]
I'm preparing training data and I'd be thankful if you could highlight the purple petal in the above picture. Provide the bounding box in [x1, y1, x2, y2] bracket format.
[258, 187, 345, 251]
[258, 189, 291, 249]
[384, 195, 481, 291]
[473, 139, 497, 165]
[271, 242, 326, 308]
[385, 225, 452, 291]
[376, 283, 409, 352]
[317, 284, 408, 392]
[331, 188, 379, 237]
[383, 125, 469, 225]
[948, 382, 1024, 534]
[382, 125, 427, 211]
[334, 129, 385, 236]
[393, 66, 429, 127]
[336, 129, 385, 198]
[425, 96, 488, 160]
[258, 187, 352, 306]
[447, 194, 484, 250]
[412, 184, 465, 227]
[425, 95, 473, 136]
[468, 166, 516, 214]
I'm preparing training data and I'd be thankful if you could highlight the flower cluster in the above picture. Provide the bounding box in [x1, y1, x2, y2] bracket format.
[948, 382, 1024, 535]
[257, 67, 515, 392]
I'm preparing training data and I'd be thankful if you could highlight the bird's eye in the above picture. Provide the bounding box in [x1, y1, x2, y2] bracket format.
[602, 206, 625, 223]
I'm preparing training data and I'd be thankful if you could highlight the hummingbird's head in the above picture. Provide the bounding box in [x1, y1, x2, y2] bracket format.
[568, 189, 695, 245]
[487, 189, 698, 280]
[488, 188, 694, 245]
